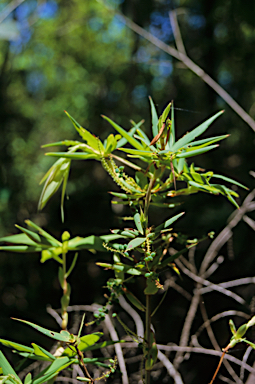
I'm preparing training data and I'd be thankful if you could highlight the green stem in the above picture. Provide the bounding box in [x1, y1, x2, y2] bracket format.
[145, 294, 151, 384]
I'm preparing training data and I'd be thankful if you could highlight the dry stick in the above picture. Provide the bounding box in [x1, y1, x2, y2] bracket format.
[115, 11, 255, 132]
[176, 258, 246, 305]
[157, 350, 184, 384]
[0, 0, 25, 24]
[104, 314, 129, 384]
[119, 294, 185, 384]
[240, 346, 252, 382]
[200, 188, 255, 276]
[123, 343, 255, 374]
[199, 300, 242, 384]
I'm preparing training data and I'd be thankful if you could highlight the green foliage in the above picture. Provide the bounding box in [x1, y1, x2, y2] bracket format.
[0, 98, 251, 384]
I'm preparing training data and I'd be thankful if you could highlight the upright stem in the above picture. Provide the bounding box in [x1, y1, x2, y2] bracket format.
[145, 294, 151, 384]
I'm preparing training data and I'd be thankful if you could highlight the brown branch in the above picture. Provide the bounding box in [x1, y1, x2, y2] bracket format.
[114, 9, 255, 132]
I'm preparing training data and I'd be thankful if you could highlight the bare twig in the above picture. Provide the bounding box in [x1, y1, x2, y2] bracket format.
[123, 343, 255, 374]
[200, 189, 255, 276]
[114, 10, 255, 132]
[169, 10, 186, 55]
[118, 295, 144, 339]
[0, 0, 25, 24]
[104, 314, 129, 384]
[157, 350, 184, 384]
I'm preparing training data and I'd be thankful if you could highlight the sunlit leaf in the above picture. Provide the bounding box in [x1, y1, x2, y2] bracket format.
[102, 115, 144, 150]
[126, 237, 146, 251]
[12, 319, 75, 343]
[171, 110, 224, 151]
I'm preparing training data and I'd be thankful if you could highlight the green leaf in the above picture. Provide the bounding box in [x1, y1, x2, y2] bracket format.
[118, 148, 153, 157]
[149, 96, 159, 139]
[65, 111, 104, 152]
[25, 221, 61, 246]
[96, 263, 141, 275]
[212, 174, 248, 190]
[12, 319, 75, 343]
[0, 245, 42, 253]
[126, 237, 146, 251]
[169, 101, 175, 147]
[134, 212, 144, 234]
[32, 357, 74, 384]
[14, 225, 41, 244]
[161, 101, 172, 124]
[154, 212, 185, 234]
[0, 233, 39, 247]
[63, 333, 103, 357]
[45, 152, 99, 160]
[102, 115, 144, 150]
[171, 110, 224, 151]
[145, 330, 158, 370]
[32, 344, 56, 361]
[175, 144, 219, 158]
[38, 158, 71, 211]
[0, 339, 33, 353]
[24, 373, 32, 384]
[42, 140, 81, 148]
[0, 351, 21, 383]
[144, 278, 159, 295]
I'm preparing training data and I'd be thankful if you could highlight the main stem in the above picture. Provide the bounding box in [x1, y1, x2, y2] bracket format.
[145, 294, 151, 384]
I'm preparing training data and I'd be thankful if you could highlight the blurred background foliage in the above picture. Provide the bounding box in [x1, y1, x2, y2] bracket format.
[0, 0, 255, 381]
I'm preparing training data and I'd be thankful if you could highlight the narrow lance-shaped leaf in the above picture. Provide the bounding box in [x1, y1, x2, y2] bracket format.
[212, 174, 248, 190]
[0, 351, 21, 383]
[171, 110, 224, 151]
[175, 144, 219, 158]
[65, 111, 104, 151]
[102, 115, 145, 150]
[0, 339, 34, 353]
[12, 318, 75, 343]
[149, 96, 159, 138]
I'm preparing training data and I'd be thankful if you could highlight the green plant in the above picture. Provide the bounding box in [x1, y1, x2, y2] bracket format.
[0, 98, 251, 384]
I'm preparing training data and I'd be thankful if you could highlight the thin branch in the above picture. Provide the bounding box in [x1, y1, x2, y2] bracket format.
[240, 346, 252, 382]
[169, 10, 186, 55]
[114, 9, 255, 132]
[200, 277, 255, 294]
[123, 343, 255, 374]
[157, 350, 184, 384]
[0, 0, 25, 24]
[104, 314, 129, 384]
[243, 215, 255, 231]
[118, 295, 144, 339]
[173, 283, 201, 368]
[200, 189, 255, 276]
[176, 259, 246, 305]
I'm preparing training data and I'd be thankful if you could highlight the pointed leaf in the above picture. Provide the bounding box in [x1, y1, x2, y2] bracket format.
[32, 344, 55, 360]
[0, 339, 33, 353]
[149, 96, 159, 138]
[0, 351, 21, 383]
[45, 152, 99, 160]
[0, 233, 39, 247]
[63, 332, 103, 357]
[25, 221, 61, 246]
[154, 212, 185, 234]
[212, 174, 248, 190]
[102, 115, 144, 150]
[12, 319, 75, 342]
[14, 225, 41, 244]
[134, 212, 144, 234]
[171, 110, 224, 151]
[175, 144, 219, 158]
[65, 111, 104, 151]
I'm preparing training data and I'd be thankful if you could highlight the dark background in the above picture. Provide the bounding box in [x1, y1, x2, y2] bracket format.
[0, 0, 255, 382]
